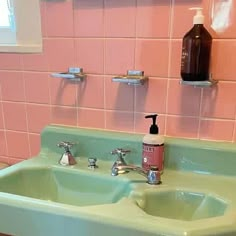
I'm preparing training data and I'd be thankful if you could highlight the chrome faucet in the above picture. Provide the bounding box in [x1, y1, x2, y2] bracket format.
[111, 148, 130, 174]
[57, 141, 77, 166]
[111, 165, 161, 185]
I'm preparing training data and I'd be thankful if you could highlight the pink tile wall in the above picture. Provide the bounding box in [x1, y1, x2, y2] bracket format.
[0, 0, 236, 163]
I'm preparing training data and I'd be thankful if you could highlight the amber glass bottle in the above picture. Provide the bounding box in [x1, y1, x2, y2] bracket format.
[181, 8, 212, 81]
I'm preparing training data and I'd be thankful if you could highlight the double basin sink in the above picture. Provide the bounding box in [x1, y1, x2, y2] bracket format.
[1, 125, 236, 236]
[0, 165, 227, 222]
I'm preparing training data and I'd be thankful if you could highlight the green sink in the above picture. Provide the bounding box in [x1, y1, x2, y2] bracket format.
[0, 167, 132, 207]
[133, 189, 228, 221]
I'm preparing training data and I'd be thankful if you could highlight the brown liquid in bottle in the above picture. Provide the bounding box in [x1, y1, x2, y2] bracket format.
[181, 24, 212, 81]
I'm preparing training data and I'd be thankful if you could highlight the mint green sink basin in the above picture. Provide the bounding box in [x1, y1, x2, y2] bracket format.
[0, 167, 132, 207]
[134, 189, 228, 221]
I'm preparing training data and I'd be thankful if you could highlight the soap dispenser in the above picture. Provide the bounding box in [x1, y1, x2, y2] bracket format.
[180, 7, 212, 81]
[142, 114, 164, 173]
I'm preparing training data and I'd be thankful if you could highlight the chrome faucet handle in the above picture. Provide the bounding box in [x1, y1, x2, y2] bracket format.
[57, 141, 75, 152]
[57, 141, 77, 166]
[147, 166, 161, 185]
[111, 148, 130, 162]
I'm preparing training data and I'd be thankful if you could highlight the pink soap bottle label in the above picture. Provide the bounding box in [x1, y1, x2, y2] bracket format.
[142, 143, 164, 172]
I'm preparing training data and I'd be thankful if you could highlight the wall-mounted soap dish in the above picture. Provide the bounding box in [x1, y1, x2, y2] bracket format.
[180, 78, 218, 88]
[112, 70, 148, 85]
[51, 67, 86, 82]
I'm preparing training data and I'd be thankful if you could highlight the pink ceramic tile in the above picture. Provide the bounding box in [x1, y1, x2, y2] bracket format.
[40, 1, 47, 37]
[166, 115, 199, 138]
[27, 104, 51, 133]
[172, 0, 211, 38]
[22, 39, 49, 72]
[206, 0, 236, 39]
[24, 72, 50, 104]
[199, 119, 234, 141]
[77, 75, 104, 109]
[6, 131, 30, 159]
[0, 0, 236, 146]
[51, 106, 77, 126]
[135, 39, 169, 77]
[50, 77, 77, 106]
[169, 40, 182, 78]
[46, 38, 75, 72]
[201, 82, 236, 119]
[135, 78, 167, 113]
[0, 130, 7, 156]
[0, 53, 22, 70]
[2, 102, 27, 132]
[74, 0, 104, 37]
[104, 0, 136, 37]
[106, 111, 134, 132]
[233, 122, 236, 142]
[211, 40, 236, 81]
[0, 156, 9, 165]
[0, 102, 4, 129]
[77, 108, 105, 129]
[105, 76, 134, 111]
[0, 71, 25, 102]
[136, 0, 171, 38]
[75, 39, 104, 74]
[29, 133, 41, 156]
[8, 158, 24, 164]
[134, 112, 166, 135]
[44, 0, 73, 37]
[167, 79, 201, 116]
[105, 39, 135, 75]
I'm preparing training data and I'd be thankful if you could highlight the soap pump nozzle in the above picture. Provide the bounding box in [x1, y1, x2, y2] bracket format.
[190, 7, 204, 25]
[145, 114, 159, 134]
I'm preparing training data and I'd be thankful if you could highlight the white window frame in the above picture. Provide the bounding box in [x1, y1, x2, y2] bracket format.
[0, 0, 42, 53]
[0, 0, 16, 44]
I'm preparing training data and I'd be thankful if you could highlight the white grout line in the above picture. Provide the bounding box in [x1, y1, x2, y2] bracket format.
[72, 0, 78, 127]
[164, 0, 175, 135]
[22, 71, 31, 156]
[197, 88, 204, 139]
[230, 106, 236, 142]
[0, 85, 9, 159]
[133, 0, 138, 133]
[103, 0, 107, 129]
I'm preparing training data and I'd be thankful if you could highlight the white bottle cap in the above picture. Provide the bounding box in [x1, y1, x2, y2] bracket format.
[190, 7, 204, 24]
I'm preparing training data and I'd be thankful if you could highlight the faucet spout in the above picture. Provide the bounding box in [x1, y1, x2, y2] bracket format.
[112, 165, 161, 185]
[112, 165, 146, 176]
